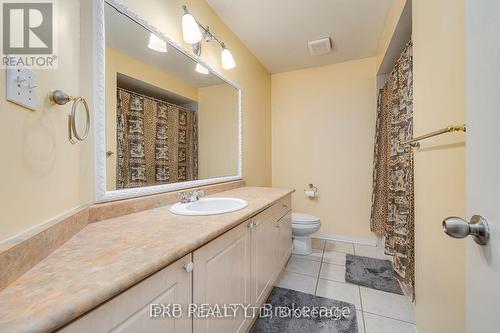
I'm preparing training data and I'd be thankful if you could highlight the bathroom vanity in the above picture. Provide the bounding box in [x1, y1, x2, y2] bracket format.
[59, 189, 292, 333]
[0, 187, 292, 333]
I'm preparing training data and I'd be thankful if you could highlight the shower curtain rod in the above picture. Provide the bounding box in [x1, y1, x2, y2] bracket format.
[401, 124, 466, 147]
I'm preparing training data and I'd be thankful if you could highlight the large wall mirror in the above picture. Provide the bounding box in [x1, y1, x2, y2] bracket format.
[94, 0, 241, 202]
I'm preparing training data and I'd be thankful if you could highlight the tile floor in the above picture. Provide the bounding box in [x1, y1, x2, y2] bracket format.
[276, 238, 416, 333]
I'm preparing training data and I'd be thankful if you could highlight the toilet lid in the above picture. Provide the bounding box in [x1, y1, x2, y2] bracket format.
[292, 212, 320, 224]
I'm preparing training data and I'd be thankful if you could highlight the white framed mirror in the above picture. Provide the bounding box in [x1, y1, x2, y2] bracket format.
[93, 0, 242, 202]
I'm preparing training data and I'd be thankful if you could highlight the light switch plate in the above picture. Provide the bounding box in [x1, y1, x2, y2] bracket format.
[6, 65, 37, 111]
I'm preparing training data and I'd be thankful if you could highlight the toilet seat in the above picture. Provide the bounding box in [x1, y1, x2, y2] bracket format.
[292, 212, 320, 225]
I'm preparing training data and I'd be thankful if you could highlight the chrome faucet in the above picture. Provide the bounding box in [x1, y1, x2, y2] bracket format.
[179, 189, 205, 203]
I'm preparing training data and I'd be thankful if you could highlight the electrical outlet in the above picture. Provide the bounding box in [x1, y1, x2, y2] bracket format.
[6, 65, 37, 111]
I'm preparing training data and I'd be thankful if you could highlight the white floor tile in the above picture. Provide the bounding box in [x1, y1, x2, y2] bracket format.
[319, 262, 346, 283]
[286, 256, 321, 277]
[291, 247, 323, 262]
[325, 240, 354, 254]
[360, 287, 415, 323]
[322, 250, 346, 265]
[311, 238, 325, 250]
[315, 279, 361, 310]
[356, 310, 365, 333]
[363, 312, 416, 333]
[276, 271, 317, 295]
[353, 244, 391, 260]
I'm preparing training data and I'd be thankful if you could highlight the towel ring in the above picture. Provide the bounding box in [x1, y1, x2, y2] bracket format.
[50, 90, 91, 144]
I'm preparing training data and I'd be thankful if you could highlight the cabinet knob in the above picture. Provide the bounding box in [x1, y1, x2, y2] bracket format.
[184, 262, 194, 273]
[282, 204, 288, 209]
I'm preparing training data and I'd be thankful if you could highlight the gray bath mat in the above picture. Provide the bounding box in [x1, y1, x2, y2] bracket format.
[345, 254, 403, 295]
[251, 287, 358, 333]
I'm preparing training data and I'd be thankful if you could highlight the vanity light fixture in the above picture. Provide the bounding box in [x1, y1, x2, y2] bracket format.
[182, 7, 202, 44]
[221, 44, 235, 70]
[195, 63, 209, 74]
[148, 33, 168, 53]
[182, 5, 236, 70]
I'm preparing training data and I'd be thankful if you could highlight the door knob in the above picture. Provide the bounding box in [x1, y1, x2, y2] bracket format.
[442, 215, 490, 245]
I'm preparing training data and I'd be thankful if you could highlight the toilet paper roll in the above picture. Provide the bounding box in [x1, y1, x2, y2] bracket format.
[305, 190, 316, 198]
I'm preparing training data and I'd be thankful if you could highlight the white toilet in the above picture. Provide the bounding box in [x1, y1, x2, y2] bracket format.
[291, 212, 321, 255]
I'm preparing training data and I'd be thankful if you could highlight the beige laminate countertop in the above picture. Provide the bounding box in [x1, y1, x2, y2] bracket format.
[0, 186, 293, 333]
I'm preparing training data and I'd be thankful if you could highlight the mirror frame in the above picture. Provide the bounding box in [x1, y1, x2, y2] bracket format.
[93, 0, 242, 202]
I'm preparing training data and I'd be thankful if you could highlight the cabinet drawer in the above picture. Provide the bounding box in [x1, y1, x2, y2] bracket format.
[270, 195, 291, 222]
[253, 195, 291, 226]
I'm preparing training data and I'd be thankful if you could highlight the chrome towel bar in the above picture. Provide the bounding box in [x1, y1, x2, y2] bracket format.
[401, 124, 466, 147]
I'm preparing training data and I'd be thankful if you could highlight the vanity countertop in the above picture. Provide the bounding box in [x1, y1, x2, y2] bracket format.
[0, 186, 293, 333]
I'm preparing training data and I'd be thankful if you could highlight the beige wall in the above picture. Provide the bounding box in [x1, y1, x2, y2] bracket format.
[412, 0, 466, 332]
[198, 84, 239, 179]
[0, 0, 86, 241]
[272, 58, 377, 240]
[375, 0, 407, 72]
[0, 0, 271, 241]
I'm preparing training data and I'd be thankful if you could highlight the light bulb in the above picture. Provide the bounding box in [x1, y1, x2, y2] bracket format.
[182, 13, 202, 44]
[221, 47, 235, 70]
[148, 33, 167, 53]
[195, 63, 209, 74]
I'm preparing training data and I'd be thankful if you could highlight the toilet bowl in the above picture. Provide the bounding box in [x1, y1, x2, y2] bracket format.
[291, 212, 321, 255]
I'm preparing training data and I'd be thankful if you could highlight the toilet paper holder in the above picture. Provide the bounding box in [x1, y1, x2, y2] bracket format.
[304, 184, 318, 198]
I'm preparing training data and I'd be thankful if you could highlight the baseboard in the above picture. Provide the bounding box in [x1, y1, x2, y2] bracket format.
[312, 232, 377, 246]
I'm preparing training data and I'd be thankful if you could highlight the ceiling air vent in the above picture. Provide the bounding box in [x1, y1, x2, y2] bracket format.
[308, 37, 333, 56]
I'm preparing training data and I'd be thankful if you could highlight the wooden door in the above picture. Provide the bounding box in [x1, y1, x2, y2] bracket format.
[465, 1, 500, 331]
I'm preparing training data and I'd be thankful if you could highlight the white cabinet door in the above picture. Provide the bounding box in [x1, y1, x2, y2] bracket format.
[251, 196, 292, 306]
[193, 221, 252, 333]
[251, 209, 277, 306]
[276, 212, 292, 269]
[59, 254, 193, 333]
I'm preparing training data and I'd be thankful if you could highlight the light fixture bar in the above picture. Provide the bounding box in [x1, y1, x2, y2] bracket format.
[182, 5, 226, 49]
[182, 5, 236, 70]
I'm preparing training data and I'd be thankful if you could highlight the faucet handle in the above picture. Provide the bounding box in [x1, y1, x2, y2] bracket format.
[178, 191, 190, 204]
[192, 189, 205, 201]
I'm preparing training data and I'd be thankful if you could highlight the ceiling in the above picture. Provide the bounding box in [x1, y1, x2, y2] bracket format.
[206, 0, 395, 73]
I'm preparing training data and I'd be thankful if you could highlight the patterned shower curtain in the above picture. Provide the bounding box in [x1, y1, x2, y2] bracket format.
[370, 42, 414, 289]
[116, 88, 198, 189]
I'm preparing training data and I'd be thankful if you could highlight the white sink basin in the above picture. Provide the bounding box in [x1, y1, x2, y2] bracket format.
[169, 197, 248, 216]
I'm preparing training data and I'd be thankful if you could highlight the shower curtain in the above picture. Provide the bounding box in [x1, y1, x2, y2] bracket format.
[370, 41, 414, 289]
[116, 88, 198, 189]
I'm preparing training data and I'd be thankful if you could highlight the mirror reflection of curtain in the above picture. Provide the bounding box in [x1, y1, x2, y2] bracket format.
[116, 88, 198, 189]
[370, 41, 414, 292]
